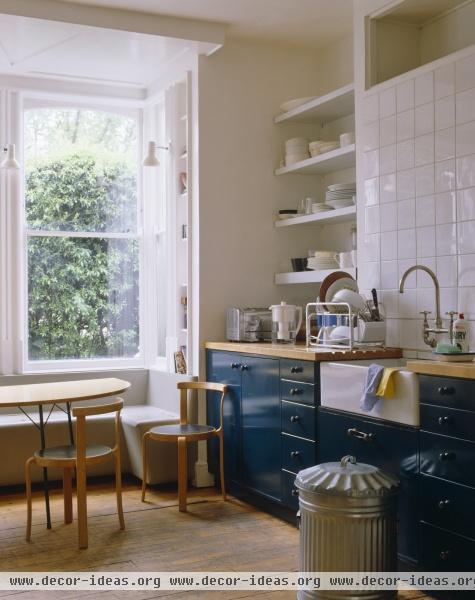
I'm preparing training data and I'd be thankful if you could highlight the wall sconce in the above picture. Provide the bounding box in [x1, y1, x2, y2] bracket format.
[142, 141, 170, 167]
[1, 144, 20, 170]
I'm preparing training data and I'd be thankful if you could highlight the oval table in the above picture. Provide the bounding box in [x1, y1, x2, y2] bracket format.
[0, 377, 130, 528]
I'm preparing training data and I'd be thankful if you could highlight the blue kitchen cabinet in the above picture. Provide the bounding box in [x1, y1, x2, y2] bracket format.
[206, 350, 281, 501]
[318, 407, 419, 565]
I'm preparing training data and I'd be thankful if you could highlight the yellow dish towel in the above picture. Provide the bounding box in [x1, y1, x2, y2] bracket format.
[375, 368, 400, 398]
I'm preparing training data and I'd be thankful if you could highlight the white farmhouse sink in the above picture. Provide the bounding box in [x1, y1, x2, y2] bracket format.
[320, 359, 419, 426]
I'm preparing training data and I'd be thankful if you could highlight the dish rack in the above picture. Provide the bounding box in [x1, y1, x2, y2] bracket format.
[306, 301, 386, 350]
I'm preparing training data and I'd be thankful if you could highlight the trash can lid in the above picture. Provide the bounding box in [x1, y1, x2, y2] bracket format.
[295, 455, 400, 497]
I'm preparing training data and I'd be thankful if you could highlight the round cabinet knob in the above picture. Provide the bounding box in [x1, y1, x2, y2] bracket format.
[291, 489, 299, 497]
[290, 388, 302, 395]
[439, 550, 453, 561]
[290, 366, 303, 374]
[231, 362, 241, 369]
[290, 415, 300, 423]
[439, 451, 456, 461]
[240, 364, 249, 371]
[438, 499, 452, 510]
[290, 451, 300, 459]
[438, 386, 455, 396]
[438, 416, 451, 426]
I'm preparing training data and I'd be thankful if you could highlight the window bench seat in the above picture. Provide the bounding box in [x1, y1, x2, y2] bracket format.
[0, 405, 179, 487]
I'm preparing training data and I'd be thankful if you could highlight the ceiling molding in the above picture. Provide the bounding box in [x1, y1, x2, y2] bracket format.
[0, 0, 227, 45]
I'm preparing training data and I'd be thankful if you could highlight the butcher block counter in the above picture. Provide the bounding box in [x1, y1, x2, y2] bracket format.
[205, 341, 402, 361]
[407, 359, 475, 380]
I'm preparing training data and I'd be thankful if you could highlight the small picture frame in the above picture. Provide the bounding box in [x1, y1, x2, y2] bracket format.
[174, 350, 187, 374]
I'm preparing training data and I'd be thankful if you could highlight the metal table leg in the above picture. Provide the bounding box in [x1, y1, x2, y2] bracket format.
[38, 405, 52, 529]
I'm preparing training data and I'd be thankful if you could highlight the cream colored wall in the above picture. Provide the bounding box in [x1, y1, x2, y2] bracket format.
[196, 37, 354, 356]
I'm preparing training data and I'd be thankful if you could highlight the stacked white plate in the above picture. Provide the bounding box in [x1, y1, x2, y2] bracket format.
[285, 137, 309, 165]
[307, 251, 339, 271]
[312, 202, 333, 213]
[325, 182, 356, 209]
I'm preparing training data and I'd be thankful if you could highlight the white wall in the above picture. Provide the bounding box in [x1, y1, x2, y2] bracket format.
[355, 0, 475, 356]
[197, 37, 354, 362]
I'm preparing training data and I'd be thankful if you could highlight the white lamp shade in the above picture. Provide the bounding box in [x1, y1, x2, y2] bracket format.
[142, 141, 160, 167]
[1, 144, 20, 169]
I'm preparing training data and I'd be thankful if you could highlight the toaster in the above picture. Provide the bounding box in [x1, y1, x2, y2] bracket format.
[226, 307, 272, 342]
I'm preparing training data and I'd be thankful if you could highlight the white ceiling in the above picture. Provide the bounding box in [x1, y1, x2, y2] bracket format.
[0, 13, 195, 87]
[57, 0, 354, 47]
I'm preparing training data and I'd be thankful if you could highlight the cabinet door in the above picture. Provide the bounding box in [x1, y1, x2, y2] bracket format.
[318, 408, 419, 564]
[241, 356, 281, 501]
[206, 351, 241, 484]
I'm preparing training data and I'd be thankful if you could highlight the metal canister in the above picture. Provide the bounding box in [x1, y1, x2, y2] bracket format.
[295, 455, 400, 600]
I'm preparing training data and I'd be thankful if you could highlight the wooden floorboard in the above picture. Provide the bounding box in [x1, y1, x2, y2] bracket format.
[0, 479, 435, 599]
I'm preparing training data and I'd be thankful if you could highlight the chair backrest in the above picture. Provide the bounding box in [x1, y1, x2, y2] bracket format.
[72, 399, 123, 460]
[176, 382, 227, 430]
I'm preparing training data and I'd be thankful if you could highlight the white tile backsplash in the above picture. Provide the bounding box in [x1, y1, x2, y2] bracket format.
[456, 88, 475, 125]
[359, 48, 475, 353]
[415, 102, 434, 137]
[435, 96, 455, 130]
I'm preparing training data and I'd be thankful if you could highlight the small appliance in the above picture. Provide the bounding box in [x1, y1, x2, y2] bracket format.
[269, 302, 302, 344]
[226, 307, 272, 342]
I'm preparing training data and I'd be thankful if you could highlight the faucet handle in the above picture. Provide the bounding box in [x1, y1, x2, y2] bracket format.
[446, 311, 457, 317]
[420, 311, 432, 317]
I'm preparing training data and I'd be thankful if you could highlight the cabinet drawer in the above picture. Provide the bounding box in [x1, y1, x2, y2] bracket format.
[420, 522, 475, 571]
[421, 403, 475, 442]
[280, 359, 317, 384]
[420, 431, 475, 487]
[281, 433, 316, 474]
[281, 380, 316, 406]
[420, 474, 475, 540]
[281, 400, 316, 440]
[420, 375, 475, 411]
[282, 469, 299, 511]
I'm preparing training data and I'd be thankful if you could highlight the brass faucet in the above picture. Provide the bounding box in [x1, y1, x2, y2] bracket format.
[399, 265, 449, 348]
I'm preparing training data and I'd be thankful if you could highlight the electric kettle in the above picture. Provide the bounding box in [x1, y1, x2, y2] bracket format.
[269, 302, 302, 345]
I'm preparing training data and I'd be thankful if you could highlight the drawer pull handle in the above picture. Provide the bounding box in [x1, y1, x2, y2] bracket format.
[439, 451, 456, 461]
[231, 362, 241, 369]
[290, 415, 300, 423]
[347, 428, 375, 443]
[290, 388, 303, 395]
[439, 550, 453, 561]
[438, 386, 455, 396]
[438, 416, 451, 426]
[291, 489, 299, 497]
[290, 366, 303, 374]
[240, 364, 249, 371]
[290, 451, 301, 459]
[438, 499, 452, 510]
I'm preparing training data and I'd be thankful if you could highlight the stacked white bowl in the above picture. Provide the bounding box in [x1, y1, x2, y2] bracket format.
[285, 137, 309, 166]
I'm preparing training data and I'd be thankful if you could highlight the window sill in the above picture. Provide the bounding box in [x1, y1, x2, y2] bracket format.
[22, 358, 144, 375]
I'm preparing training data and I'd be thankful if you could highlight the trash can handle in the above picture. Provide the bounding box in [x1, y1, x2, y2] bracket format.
[340, 455, 357, 468]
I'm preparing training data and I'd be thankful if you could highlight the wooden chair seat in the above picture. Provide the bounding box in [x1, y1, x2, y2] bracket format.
[141, 381, 228, 512]
[35, 444, 112, 464]
[25, 399, 125, 549]
[149, 423, 216, 441]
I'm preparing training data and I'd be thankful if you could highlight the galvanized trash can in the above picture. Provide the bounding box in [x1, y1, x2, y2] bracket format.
[295, 455, 400, 600]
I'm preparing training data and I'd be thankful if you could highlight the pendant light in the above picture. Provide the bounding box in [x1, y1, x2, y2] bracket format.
[1, 144, 20, 170]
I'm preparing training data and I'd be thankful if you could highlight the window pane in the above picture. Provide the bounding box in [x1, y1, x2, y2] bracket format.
[24, 109, 137, 233]
[28, 237, 139, 360]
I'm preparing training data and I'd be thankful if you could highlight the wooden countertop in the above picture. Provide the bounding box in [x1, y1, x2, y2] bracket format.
[407, 360, 475, 380]
[205, 342, 403, 362]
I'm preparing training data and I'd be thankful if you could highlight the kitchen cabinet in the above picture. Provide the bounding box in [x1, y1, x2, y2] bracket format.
[318, 407, 419, 565]
[206, 350, 320, 515]
[207, 350, 282, 501]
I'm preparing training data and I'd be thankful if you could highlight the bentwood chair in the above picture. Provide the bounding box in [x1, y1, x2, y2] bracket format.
[25, 399, 125, 549]
[141, 382, 228, 512]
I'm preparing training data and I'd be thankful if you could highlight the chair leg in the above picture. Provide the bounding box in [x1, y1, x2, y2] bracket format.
[177, 437, 188, 512]
[25, 457, 35, 542]
[76, 459, 88, 550]
[218, 433, 227, 502]
[114, 451, 125, 530]
[141, 432, 150, 502]
[63, 467, 73, 524]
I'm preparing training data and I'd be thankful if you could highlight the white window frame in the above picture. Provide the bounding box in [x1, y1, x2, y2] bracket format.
[22, 97, 145, 373]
